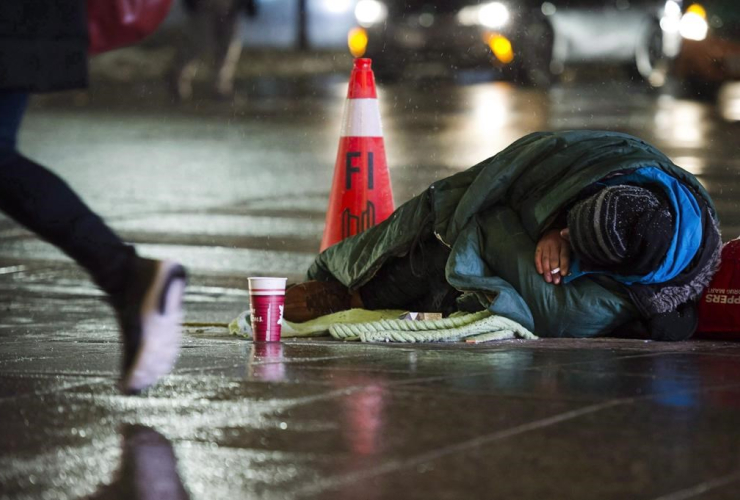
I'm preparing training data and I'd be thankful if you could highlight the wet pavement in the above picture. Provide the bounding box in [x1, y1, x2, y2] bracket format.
[3, 56, 740, 499]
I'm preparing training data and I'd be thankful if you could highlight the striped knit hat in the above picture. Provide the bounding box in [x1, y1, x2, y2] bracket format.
[566, 185, 674, 275]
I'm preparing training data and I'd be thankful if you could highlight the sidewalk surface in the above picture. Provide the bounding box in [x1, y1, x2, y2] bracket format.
[3, 279, 740, 499]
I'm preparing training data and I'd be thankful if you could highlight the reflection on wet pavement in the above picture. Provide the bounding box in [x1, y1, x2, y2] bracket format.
[248, 342, 287, 382]
[90, 425, 189, 500]
[718, 83, 740, 122]
[3, 73, 740, 498]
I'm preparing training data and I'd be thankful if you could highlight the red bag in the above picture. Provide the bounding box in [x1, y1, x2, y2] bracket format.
[696, 237, 740, 338]
[88, 0, 173, 55]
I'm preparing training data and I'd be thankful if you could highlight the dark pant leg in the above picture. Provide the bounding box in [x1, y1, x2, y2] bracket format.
[360, 235, 460, 315]
[0, 92, 28, 150]
[0, 92, 135, 302]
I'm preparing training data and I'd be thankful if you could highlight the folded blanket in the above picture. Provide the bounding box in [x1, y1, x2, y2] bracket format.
[230, 309, 536, 343]
[330, 310, 536, 343]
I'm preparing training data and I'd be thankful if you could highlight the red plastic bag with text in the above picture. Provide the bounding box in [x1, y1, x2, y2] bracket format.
[696, 237, 740, 338]
[88, 0, 173, 55]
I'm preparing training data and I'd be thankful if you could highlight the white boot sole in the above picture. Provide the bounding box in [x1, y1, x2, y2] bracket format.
[122, 260, 186, 394]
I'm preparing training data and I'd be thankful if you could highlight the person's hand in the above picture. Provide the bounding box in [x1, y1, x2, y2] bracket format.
[535, 228, 571, 285]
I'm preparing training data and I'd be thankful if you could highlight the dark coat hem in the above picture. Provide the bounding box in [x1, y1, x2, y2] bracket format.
[0, 39, 88, 92]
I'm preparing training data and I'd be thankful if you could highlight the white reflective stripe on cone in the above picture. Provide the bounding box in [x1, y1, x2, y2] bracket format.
[341, 98, 383, 137]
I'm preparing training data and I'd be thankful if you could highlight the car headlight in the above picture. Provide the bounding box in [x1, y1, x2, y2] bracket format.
[660, 1, 682, 33]
[679, 3, 708, 41]
[348, 27, 368, 57]
[355, 0, 388, 27]
[458, 2, 510, 30]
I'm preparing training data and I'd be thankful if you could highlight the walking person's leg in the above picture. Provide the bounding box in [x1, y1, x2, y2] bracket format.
[0, 93, 137, 298]
[0, 92, 186, 393]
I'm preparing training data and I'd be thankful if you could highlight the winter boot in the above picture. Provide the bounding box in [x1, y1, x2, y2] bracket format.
[116, 258, 187, 394]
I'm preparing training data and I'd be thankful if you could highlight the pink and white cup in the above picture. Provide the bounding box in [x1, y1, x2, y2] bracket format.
[248, 277, 287, 342]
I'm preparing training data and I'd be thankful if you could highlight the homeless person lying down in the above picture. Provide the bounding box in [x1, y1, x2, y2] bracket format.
[284, 130, 722, 341]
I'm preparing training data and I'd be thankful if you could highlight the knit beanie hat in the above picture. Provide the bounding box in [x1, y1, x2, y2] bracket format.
[567, 184, 674, 276]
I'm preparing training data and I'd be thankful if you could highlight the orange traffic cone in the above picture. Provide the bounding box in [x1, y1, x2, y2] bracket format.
[320, 58, 395, 251]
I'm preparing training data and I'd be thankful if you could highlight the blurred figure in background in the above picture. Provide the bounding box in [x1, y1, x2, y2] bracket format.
[169, 0, 258, 100]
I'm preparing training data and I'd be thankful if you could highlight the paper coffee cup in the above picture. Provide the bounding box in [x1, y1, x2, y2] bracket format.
[248, 277, 287, 342]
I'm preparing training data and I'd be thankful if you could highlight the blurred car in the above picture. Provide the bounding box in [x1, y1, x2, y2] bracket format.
[347, 0, 684, 86]
[672, 1, 740, 97]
